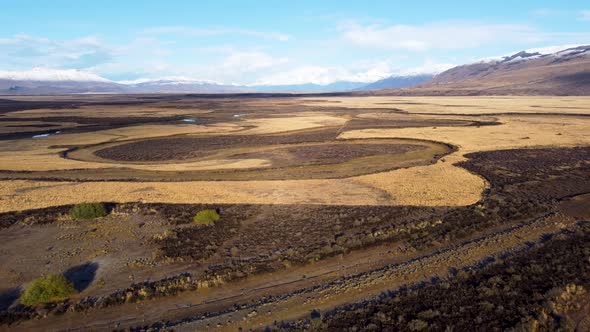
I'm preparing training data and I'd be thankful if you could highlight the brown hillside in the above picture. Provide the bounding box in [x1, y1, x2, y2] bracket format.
[362, 46, 590, 95]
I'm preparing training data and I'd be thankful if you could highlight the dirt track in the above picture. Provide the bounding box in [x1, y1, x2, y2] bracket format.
[6, 208, 576, 332]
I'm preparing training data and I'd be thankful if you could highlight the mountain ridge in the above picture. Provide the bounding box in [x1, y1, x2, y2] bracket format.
[358, 45, 590, 96]
[3, 45, 590, 95]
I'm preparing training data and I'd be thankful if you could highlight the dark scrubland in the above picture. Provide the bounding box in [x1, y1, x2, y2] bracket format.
[231, 143, 425, 168]
[93, 127, 341, 162]
[1, 146, 588, 329]
[0, 99, 80, 115]
[0, 115, 202, 140]
[155, 204, 439, 263]
[270, 147, 590, 331]
[276, 222, 590, 331]
[341, 117, 500, 131]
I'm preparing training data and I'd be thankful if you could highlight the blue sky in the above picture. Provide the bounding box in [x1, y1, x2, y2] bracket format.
[1, 0, 590, 85]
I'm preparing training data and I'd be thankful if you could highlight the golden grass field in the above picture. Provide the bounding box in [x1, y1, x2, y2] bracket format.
[1, 96, 589, 212]
[302, 96, 590, 114]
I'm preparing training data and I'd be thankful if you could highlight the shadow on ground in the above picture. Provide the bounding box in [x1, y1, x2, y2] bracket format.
[64, 262, 99, 292]
[0, 287, 22, 310]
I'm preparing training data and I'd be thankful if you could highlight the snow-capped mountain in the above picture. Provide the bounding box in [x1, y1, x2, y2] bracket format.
[478, 45, 588, 65]
[0, 68, 125, 94]
[428, 45, 590, 85]
[120, 78, 249, 93]
[0, 68, 113, 82]
[3, 45, 590, 95]
[0, 72, 422, 94]
[369, 45, 590, 95]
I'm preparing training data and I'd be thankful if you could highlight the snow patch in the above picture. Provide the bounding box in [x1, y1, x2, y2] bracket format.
[504, 54, 541, 64]
[474, 45, 588, 65]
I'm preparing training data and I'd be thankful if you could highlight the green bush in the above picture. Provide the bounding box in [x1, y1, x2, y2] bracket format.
[69, 202, 107, 220]
[20, 274, 76, 306]
[193, 209, 220, 225]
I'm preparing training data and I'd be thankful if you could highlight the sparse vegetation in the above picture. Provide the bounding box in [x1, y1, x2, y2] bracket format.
[192, 209, 220, 225]
[68, 202, 107, 220]
[276, 223, 590, 331]
[20, 274, 76, 306]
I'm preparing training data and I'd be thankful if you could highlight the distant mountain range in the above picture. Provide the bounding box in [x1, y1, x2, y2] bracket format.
[0, 67, 435, 95]
[361, 74, 434, 90]
[122, 79, 247, 93]
[0, 74, 430, 95]
[253, 81, 368, 93]
[2, 45, 590, 95]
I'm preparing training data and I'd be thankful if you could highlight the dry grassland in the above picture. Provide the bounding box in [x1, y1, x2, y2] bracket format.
[1, 97, 589, 212]
[302, 96, 590, 115]
[341, 115, 590, 159]
[238, 113, 347, 134]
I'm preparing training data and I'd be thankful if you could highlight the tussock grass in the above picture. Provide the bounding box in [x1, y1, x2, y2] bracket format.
[68, 202, 107, 220]
[193, 209, 220, 225]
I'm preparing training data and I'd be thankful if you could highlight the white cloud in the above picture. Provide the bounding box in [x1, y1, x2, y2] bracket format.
[338, 21, 558, 51]
[255, 66, 339, 85]
[254, 60, 452, 86]
[396, 62, 455, 76]
[0, 68, 111, 82]
[221, 51, 289, 73]
[580, 10, 590, 21]
[345, 60, 393, 82]
[143, 26, 290, 41]
[112, 51, 289, 85]
[253, 59, 403, 85]
[526, 44, 582, 54]
[0, 34, 112, 69]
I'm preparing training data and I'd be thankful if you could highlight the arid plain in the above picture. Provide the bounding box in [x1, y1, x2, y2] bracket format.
[0, 95, 589, 331]
[4, 95, 590, 212]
